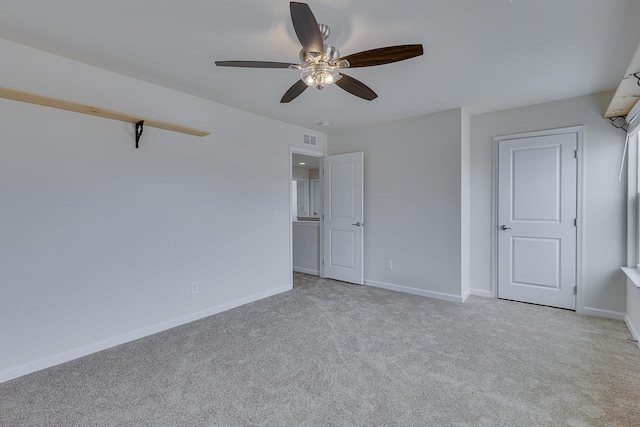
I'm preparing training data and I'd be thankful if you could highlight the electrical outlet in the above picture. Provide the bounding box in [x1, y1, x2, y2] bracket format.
[191, 282, 199, 294]
[386, 260, 393, 270]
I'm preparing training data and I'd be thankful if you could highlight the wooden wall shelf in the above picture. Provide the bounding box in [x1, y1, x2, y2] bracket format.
[0, 86, 210, 138]
[605, 42, 640, 119]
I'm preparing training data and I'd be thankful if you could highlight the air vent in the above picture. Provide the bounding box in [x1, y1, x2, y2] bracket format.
[303, 134, 317, 146]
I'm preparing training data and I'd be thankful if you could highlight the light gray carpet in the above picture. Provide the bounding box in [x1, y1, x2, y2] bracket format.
[1, 273, 639, 426]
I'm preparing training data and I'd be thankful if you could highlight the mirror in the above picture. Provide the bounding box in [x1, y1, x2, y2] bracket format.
[310, 179, 320, 217]
[292, 167, 320, 220]
[293, 178, 309, 218]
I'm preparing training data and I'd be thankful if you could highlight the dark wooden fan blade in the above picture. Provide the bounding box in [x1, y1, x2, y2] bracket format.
[281, 80, 309, 103]
[290, 2, 324, 55]
[339, 44, 424, 68]
[335, 74, 378, 101]
[215, 61, 295, 69]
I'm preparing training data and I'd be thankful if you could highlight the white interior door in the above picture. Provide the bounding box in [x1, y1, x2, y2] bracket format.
[323, 152, 364, 284]
[498, 133, 577, 309]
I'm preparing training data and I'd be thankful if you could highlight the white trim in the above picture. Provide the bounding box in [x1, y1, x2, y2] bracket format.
[319, 157, 325, 278]
[621, 267, 640, 289]
[493, 126, 585, 142]
[289, 146, 325, 287]
[575, 127, 586, 315]
[469, 289, 494, 299]
[580, 306, 625, 321]
[627, 135, 639, 267]
[491, 138, 499, 299]
[625, 314, 640, 350]
[290, 145, 325, 158]
[293, 267, 320, 276]
[365, 279, 464, 303]
[492, 126, 585, 312]
[461, 290, 472, 303]
[0, 285, 291, 384]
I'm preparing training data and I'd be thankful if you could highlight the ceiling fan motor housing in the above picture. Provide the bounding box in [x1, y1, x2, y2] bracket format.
[297, 24, 343, 90]
[298, 24, 340, 64]
[298, 45, 340, 64]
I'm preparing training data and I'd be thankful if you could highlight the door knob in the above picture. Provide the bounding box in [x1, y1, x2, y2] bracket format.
[352, 222, 362, 227]
[500, 225, 512, 230]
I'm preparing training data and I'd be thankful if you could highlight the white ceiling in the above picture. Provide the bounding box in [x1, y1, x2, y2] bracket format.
[0, 0, 639, 133]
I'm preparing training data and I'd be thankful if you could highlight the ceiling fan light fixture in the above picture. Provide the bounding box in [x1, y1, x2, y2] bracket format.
[301, 68, 315, 86]
[300, 64, 341, 89]
[315, 71, 334, 89]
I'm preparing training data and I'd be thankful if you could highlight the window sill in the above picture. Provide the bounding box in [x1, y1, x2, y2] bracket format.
[621, 267, 640, 289]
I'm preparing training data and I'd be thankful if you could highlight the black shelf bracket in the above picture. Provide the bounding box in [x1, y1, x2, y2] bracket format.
[609, 116, 628, 133]
[135, 120, 144, 149]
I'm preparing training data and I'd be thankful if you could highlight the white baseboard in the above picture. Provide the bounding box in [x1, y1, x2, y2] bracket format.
[461, 290, 471, 303]
[469, 289, 494, 299]
[462, 289, 494, 302]
[580, 306, 626, 321]
[0, 285, 291, 384]
[365, 279, 463, 303]
[293, 267, 319, 276]
[625, 314, 640, 350]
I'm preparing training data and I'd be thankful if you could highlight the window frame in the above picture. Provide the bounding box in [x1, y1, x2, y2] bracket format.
[635, 133, 640, 269]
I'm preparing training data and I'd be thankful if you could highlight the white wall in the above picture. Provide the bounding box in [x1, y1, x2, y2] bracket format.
[328, 109, 466, 301]
[0, 39, 326, 382]
[292, 168, 310, 180]
[470, 92, 627, 317]
[292, 222, 320, 275]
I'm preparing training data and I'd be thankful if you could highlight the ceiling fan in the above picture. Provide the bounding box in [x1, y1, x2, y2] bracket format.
[215, 2, 424, 103]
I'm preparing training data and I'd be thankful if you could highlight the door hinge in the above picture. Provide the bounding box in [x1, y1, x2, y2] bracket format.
[573, 286, 577, 295]
[574, 150, 578, 159]
[574, 218, 577, 227]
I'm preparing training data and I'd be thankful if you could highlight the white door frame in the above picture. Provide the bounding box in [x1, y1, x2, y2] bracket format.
[492, 126, 585, 313]
[289, 146, 325, 289]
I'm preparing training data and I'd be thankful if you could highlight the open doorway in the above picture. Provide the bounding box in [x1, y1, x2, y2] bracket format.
[290, 148, 324, 288]
[289, 148, 365, 289]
